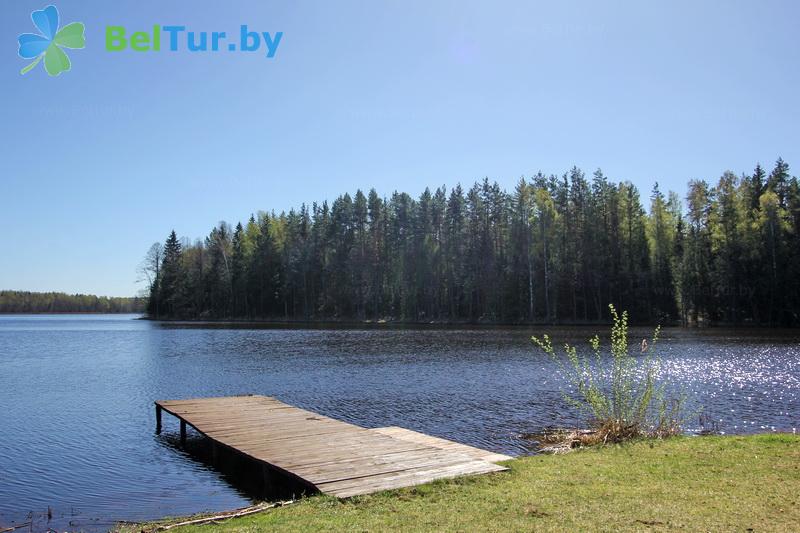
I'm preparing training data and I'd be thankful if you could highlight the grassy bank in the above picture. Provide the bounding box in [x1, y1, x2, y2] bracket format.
[132, 434, 799, 532]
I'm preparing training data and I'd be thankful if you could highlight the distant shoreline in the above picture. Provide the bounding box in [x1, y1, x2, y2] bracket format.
[141, 316, 797, 329]
[0, 312, 792, 329]
[0, 311, 143, 315]
[0, 290, 145, 314]
[144, 316, 657, 327]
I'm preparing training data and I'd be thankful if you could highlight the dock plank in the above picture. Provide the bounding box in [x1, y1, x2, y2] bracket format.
[370, 426, 513, 464]
[155, 395, 508, 497]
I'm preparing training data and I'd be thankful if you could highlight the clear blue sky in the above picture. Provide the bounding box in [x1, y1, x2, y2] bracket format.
[1, 1, 798, 296]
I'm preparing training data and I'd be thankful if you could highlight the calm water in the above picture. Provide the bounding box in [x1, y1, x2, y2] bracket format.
[1, 315, 798, 530]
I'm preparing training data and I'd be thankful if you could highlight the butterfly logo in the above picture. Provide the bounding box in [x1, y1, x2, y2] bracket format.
[18, 5, 85, 76]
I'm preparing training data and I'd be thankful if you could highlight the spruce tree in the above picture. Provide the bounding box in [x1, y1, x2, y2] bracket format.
[159, 230, 185, 317]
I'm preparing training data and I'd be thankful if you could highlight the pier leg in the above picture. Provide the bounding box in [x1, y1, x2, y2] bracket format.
[210, 441, 219, 465]
[262, 464, 274, 495]
[155, 404, 162, 434]
[180, 420, 187, 446]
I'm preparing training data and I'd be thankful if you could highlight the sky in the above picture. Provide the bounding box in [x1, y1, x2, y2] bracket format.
[1, 1, 799, 296]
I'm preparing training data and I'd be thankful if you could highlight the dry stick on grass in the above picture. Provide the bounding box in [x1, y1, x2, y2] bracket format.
[142, 500, 296, 533]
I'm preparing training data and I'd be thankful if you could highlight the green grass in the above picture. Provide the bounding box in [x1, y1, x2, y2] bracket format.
[146, 434, 800, 532]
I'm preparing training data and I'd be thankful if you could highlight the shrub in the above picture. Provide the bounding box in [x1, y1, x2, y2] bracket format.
[533, 304, 685, 444]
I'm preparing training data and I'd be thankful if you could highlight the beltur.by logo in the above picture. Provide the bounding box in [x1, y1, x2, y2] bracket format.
[105, 25, 283, 57]
[18, 5, 85, 76]
[16, 6, 284, 77]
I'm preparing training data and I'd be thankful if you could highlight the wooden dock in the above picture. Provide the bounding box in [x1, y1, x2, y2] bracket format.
[155, 395, 511, 498]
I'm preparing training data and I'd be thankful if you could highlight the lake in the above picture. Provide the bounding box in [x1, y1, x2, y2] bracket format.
[0, 315, 798, 531]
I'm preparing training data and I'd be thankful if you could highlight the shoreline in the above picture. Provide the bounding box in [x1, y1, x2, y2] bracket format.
[142, 316, 798, 329]
[115, 433, 800, 533]
[0, 311, 143, 315]
[1, 313, 793, 329]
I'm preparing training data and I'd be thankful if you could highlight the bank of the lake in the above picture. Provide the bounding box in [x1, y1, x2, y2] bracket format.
[130, 434, 800, 533]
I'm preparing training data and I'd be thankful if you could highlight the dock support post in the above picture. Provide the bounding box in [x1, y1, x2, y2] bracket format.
[180, 420, 187, 445]
[155, 404, 162, 434]
[210, 441, 219, 465]
[262, 464, 274, 494]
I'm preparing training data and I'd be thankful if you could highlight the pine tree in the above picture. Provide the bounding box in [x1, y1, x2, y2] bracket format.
[231, 222, 249, 316]
[768, 158, 790, 207]
[159, 230, 185, 317]
[647, 183, 679, 320]
[249, 214, 279, 317]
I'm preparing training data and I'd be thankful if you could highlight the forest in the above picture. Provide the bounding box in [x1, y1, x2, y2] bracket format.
[143, 159, 800, 326]
[0, 291, 146, 314]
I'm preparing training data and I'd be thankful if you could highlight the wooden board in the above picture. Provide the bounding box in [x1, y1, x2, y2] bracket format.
[369, 426, 513, 464]
[155, 395, 508, 498]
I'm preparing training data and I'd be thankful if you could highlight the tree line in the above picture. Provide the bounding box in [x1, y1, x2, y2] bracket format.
[0, 291, 146, 314]
[143, 159, 800, 326]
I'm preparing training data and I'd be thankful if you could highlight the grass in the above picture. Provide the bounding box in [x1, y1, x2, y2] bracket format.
[129, 434, 800, 532]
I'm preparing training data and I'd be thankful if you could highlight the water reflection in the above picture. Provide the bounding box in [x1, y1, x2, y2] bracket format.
[156, 431, 310, 502]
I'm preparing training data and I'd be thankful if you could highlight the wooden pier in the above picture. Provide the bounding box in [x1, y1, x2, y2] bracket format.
[155, 395, 510, 498]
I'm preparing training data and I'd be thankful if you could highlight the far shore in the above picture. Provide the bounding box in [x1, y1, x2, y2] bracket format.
[2, 311, 793, 329]
[0, 311, 143, 315]
[141, 315, 800, 330]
